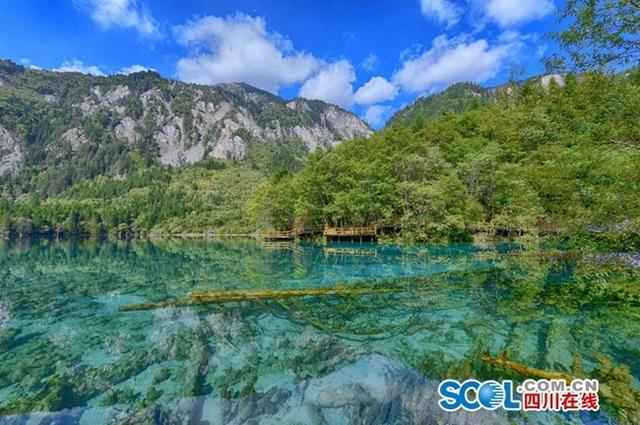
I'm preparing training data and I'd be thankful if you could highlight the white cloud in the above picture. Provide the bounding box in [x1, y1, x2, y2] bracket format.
[298, 60, 356, 108]
[420, 0, 462, 27]
[497, 30, 521, 44]
[118, 64, 156, 75]
[354, 76, 398, 105]
[393, 34, 514, 93]
[19, 58, 42, 70]
[484, 0, 555, 27]
[364, 105, 392, 128]
[174, 14, 320, 93]
[361, 53, 379, 72]
[80, 0, 159, 37]
[54, 59, 105, 76]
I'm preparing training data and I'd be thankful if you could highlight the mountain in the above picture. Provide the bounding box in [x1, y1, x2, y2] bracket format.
[387, 74, 567, 128]
[0, 59, 372, 178]
[387, 82, 492, 127]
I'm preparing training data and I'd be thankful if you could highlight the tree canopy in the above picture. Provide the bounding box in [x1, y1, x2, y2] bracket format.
[555, 0, 640, 70]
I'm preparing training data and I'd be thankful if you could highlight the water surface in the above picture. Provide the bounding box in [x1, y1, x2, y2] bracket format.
[0, 239, 637, 424]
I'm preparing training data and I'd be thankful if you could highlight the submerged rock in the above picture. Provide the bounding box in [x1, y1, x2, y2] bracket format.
[544, 319, 576, 372]
[301, 354, 508, 425]
[199, 354, 510, 425]
[1, 354, 507, 425]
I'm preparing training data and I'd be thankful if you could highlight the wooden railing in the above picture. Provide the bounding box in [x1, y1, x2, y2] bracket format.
[324, 225, 378, 237]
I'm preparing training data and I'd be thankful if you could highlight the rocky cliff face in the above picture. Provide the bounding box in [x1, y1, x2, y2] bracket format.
[0, 126, 22, 177]
[0, 59, 372, 175]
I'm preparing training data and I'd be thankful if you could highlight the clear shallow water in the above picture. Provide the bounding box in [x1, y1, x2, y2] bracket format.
[0, 239, 637, 425]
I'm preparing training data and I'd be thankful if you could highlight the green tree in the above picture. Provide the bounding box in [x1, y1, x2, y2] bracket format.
[399, 174, 482, 242]
[64, 210, 81, 236]
[87, 215, 104, 239]
[490, 166, 544, 235]
[248, 176, 298, 230]
[555, 0, 640, 70]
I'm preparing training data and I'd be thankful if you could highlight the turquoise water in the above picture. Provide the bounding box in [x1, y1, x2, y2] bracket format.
[0, 239, 638, 424]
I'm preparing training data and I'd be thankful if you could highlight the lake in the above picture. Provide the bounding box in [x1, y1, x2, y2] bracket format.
[0, 239, 638, 424]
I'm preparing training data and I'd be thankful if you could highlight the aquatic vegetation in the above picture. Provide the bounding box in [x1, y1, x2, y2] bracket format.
[590, 354, 640, 424]
[483, 353, 640, 425]
[0, 239, 639, 424]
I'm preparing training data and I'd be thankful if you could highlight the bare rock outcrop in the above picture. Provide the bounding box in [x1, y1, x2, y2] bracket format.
[0, 60, 374, 171]
[0, 126, 22, 177]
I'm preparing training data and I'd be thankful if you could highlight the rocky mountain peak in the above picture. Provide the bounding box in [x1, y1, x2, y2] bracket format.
[0, 59, 372, 176]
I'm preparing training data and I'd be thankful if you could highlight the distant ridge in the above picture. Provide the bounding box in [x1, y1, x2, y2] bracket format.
[0, 59, 372, 178]
[387, 74, 567, 128]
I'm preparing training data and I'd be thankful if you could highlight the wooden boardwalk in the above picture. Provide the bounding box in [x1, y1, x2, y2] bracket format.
[324, 225, 377, 237]
[324, 225, 378, 241]
[258, 225, 323, 241]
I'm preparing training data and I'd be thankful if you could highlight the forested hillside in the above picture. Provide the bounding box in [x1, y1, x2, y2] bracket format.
[387, 75, 567, 128]
[1, 0, 640, 248]
[387, 82, 493, 128]
[2, 71, 638, 248]
[0, 59, 371, 195]
[252, 72, 640, 250]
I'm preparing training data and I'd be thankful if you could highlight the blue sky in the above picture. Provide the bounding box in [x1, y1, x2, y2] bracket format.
[0, 0, 561, 127]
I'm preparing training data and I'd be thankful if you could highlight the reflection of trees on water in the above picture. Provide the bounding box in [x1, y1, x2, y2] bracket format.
[1, 239, 639, 423]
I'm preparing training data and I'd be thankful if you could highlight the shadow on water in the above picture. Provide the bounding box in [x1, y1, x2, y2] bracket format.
[0, 238, 637, 424]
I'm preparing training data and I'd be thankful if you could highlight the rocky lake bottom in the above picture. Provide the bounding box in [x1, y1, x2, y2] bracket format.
[0, 239, 638, 425]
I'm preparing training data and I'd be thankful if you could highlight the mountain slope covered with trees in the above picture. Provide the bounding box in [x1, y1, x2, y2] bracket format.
[387, 82, 493, 128]
[1, 0, 639, 248]
[3, 71, 637, 247]
[0, 59, 371, 194]
[252, 72, 640, 250]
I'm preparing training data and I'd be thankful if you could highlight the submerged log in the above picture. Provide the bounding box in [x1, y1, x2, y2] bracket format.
[120, 285, 403, 312]
[482, 353, 640, 424]
[481, 354, 575, 382]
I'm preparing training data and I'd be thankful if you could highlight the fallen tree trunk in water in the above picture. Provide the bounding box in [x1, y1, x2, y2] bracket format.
[482, 354, 640, 424]
[482, 354, 575, 382]
[120, 286, 403, 312]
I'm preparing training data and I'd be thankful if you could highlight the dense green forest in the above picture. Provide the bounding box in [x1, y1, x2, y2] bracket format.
[386, 82, 492, 128]
[250, 72, 640, 250]
[1, 70, 639, 250]
[1, 0, 639, 248]
[0, 158, 263, 238]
